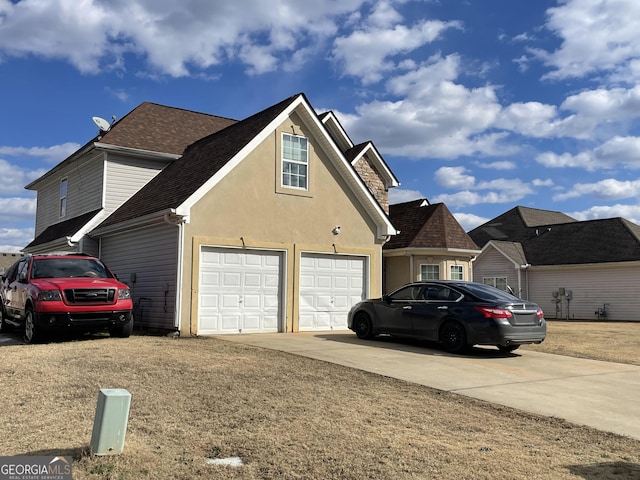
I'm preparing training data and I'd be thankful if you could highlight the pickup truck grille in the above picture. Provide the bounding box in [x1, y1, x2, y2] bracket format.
[64, 288, 116, 304]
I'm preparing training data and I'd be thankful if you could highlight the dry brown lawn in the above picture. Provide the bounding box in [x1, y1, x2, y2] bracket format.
[0, 321, 639, 479]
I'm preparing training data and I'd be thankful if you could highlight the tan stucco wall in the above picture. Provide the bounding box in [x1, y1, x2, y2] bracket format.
[179, 112, 384, 334]
[384, 251, 475, 293]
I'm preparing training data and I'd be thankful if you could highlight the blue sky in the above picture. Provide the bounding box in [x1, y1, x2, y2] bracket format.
[2, 0, 640, 252]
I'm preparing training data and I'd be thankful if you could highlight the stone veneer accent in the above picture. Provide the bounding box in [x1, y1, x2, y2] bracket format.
[353, 156, 389, 213]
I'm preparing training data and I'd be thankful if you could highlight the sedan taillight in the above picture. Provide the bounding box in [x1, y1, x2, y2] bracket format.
[475, 306, 513, 318]
[536, 308, 544, 319]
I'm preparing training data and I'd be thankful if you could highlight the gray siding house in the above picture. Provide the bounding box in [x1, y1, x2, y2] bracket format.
[469, 206, 640, 321]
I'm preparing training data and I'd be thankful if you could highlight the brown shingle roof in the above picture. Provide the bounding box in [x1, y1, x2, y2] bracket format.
[99, 102, 237, 155]
[385, 200, 479, 251]
[98, 94, 302, 228]
[27, 103, 238, 190]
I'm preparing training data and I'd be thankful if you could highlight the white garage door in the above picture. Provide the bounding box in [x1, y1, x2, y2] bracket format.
[198, 247, 283, 334]
[299, 253, 366, 331]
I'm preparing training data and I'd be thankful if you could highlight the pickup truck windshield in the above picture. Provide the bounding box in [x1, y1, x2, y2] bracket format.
[31, 258, 112, 279]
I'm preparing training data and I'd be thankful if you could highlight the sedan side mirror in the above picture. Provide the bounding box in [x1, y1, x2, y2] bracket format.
[382, 295, 392, 304]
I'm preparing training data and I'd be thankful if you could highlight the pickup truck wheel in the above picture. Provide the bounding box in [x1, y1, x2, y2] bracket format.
[109, 319, 133, 338]
[23, 308, 39, 344]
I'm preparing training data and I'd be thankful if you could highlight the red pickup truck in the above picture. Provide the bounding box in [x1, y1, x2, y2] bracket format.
[1, 253, 133, 344]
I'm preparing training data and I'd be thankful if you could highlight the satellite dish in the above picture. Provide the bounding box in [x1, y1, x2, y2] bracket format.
[92, 116, 111, 132]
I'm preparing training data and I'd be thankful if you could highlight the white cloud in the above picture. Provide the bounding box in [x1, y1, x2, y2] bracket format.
[0, 0, 366, 77]
[338, 54, 513, 158]
[432, 177, 533, 208]
[0, 227, 33, 252]
[0, 143, 80, 164]
[453, 212, 489, 232]
[0, 160, 46, 194]
[331, 3, 462, 84]
[537, 136, 640, 171]
[538, 0, 640, 82]
[494, 102, 559, 138]
[536, 151, 597, 170]
[554, 178, 640, 201]
[476, 160, 516, 170]
[571, 204, 640, 225]
[389, 188, 425, 205]
[0, 197, 37, 224]
[434, 166, 475, 189]
[532, 178, 554, 187]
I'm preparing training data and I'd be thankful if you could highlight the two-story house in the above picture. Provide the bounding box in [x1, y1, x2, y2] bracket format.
[24, 93, 400, 335]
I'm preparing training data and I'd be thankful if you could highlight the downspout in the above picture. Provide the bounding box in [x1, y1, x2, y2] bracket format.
[164, 212, 187, 334]
[409, 253, 414, 282]
[518, 264, 531, 300]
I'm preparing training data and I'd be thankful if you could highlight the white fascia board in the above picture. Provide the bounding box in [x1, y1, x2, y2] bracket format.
[69, 210, 110, 242]
[90, 209, 177, 237]
[93, 142, 182, 161]
[320, 112, 354, 151]
[480, 240, 522, 267]
[351, 142, 400, 188]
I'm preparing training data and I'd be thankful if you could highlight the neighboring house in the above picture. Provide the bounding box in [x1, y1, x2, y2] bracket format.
[469, 206, 640, 321]
[24, 93, 400, 335]
[0, 252, 25, 275]
[383, 199, 480, 293]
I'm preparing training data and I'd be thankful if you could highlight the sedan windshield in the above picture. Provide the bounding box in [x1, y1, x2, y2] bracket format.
[31, 258, 112, 279]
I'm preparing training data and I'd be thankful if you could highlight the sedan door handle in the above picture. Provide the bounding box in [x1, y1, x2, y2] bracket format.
[437, 306, 448, 310]
[403, 306, 412, 310]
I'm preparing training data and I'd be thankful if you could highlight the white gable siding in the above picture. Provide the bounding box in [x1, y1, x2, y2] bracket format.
[528, 264, 640, 321]
[472, 248, 526, 296]
[100, 223, 179, 330]
[104, 155, 171, 214]
[34, 153, 104, 235]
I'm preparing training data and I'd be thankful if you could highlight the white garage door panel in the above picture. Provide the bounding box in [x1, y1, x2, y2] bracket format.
[198, 248, 283, 334]
[299, 254, 366, 332]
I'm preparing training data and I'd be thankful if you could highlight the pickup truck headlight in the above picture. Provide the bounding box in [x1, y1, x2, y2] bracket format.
[118, 288, 131, 300]
[37, 290, 62, 301]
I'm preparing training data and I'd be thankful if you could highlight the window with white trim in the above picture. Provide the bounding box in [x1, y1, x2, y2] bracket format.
[59, 178, 68, 217]
[450, 265, 463, 280]
[282, 133, 308, 189]
[483, 277, 508, 291]
[420, 264, 440, 280]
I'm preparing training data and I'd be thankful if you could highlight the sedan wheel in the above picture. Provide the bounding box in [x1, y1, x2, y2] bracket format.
[353, 312, 374, 340]
[23, 308, 38, 344]
[440, 321, 467, 354]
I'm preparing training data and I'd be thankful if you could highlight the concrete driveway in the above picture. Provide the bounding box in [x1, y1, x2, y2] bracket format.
[220, 332, 640, 441]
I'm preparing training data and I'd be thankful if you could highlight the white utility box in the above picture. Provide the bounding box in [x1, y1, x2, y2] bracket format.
[90, 388, 132, 455]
